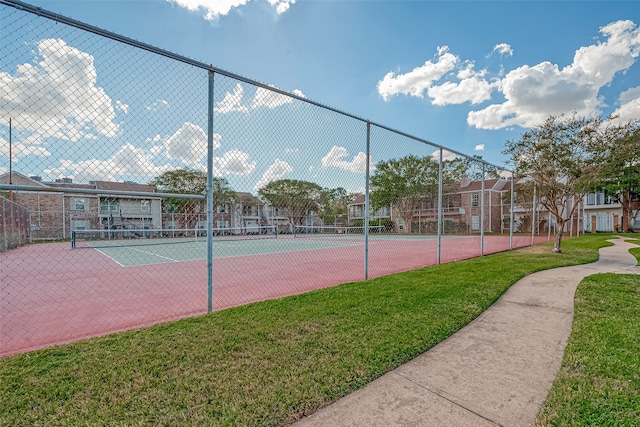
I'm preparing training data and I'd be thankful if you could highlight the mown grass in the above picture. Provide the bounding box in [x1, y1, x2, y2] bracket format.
[0, 234, 625, 426]
[535, 272, 640, 426]
[627, 236, 640, 264]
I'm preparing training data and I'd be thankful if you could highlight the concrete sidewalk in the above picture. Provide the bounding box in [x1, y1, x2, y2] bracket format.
[294, 237, 640, 427]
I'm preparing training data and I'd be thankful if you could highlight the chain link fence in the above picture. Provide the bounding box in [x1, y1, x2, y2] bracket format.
[0, 0, 551, 356]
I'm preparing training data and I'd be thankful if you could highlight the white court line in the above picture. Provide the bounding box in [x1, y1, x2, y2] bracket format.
[94, 248, 126, 267]
[129, 246, 180, 263]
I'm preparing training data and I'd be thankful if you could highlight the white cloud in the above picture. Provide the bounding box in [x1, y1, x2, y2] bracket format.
[43, 143, 171, 183]
[254, 158, 292, 189]
[377, 46, 459, 101]
[252, 85, 298, 109]
[167, 0, 250, 20]
[214, 149, 256, 175]
[493, 43, 513, 57]
[284, 147, 299, 154]
[321, 146, 368, 173]
[0, 38, 118, 141]
[116, 100, 129, 114]
[428, 73, 497, 105]
[167, 0, 295, 20]
[267, 0, 296, 14]
[474, 144, 485, 151]
[145, 99, 169, 111]
[0, 135, 51, 160]
[146, 134, 163, 143]
[611, 86, 640, 124]
[430, 149, 458, 161]
[214, 84, 304, 112]
[214, 83, 248, 113]
[468, 20, 640, 129]
[164, 122, 220, 166]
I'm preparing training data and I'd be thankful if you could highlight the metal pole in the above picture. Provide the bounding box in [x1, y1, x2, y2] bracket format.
[480, 163, 485, 256]
[510, 172, 514, 250]
[364, 122, 371, 280]
[437, 148, 443, 264]
[531, 182, 536, 246]
[9, 118, 13, 201]
[207, 69, 215, 313]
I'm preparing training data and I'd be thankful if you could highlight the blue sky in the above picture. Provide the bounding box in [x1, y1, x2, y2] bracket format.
[1, 0, 640, 193]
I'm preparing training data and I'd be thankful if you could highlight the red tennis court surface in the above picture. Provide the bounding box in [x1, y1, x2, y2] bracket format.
[1, 235, 547, 357]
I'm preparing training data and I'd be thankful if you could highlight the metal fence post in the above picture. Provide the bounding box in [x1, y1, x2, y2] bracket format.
[207, 68, 215, 313]
[510, 172, 514, 250]
[480, 163, 485, 256]
[531, 181, 537, 246]
[437, 148, 443, 264]
[364, 121, 371, 280]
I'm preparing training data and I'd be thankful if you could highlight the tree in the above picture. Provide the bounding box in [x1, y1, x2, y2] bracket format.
[503, 114, 603, 252]
[370, 155, 438, 233]
[592, 120, 640, 231]
[370, 154, 468, 233]
[258, 179, 323, 227]
[502, 179, 545, 233]
[318, 187, 355, 225]
[152, 169, 235, 227]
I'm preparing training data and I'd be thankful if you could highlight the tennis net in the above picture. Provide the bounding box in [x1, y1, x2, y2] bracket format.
[293, 225, 387, 237]
[71, 225, 277, 249]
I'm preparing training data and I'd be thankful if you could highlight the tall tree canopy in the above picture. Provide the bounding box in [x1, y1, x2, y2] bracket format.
[592, 120, 640, 231]
[152, 169, 235, 215]
[258, 179, 323, 226]
[504, 114, 603, 252]
[370, 155, 468, 233]
[318, 187, 355, 225]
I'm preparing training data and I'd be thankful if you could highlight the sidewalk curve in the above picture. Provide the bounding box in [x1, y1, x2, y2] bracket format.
[294, 237, 640, 427]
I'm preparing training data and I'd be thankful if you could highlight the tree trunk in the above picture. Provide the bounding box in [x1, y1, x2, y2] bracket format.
[553, 221, 564, 253]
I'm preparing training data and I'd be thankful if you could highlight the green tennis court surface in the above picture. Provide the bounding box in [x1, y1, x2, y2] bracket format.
[89, 237, 364, 267]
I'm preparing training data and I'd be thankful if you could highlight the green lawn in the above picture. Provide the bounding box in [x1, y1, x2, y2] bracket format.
[535, 272, 640, 426]
[628, 236, 640, 264]
[0, 233, 629, 426]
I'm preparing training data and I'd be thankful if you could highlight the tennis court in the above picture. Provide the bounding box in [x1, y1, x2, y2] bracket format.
[74, 231, 365, 267]
[0, 233, 548, 357]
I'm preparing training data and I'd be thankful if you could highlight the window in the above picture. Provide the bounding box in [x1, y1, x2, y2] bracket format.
[472, 193, 479, 207]
[243, 206, 258, 216]
[73, 220, 89, 231]
[141, 200, 150, 213]
[72, 198, 87, 211]
[586, 193, 595, 205]
[595, 192, 604, 205]
[100, 199, 119, 213]
[217, 204, 228, 213]
[165, 221, 176, 230]
[471, 215, 480, 231]
[217, 220, 228, 229]
[165, 202, 177, 213]
[196, 220, 207, 230]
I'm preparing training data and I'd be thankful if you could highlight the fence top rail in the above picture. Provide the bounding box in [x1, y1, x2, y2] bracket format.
[1, 0, 511, 173]
[0, 184, 205, 199]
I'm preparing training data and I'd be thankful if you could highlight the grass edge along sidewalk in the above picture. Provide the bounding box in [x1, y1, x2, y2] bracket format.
[0, 234, 627, 426]
[534, 270, 640, 426]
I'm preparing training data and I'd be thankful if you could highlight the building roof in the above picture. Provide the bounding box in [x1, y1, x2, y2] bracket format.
[93, 181, 155, 193]
[235, 192, 262, 205]
[350, 194, 366, 205]
[457, 178, 510, 192]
